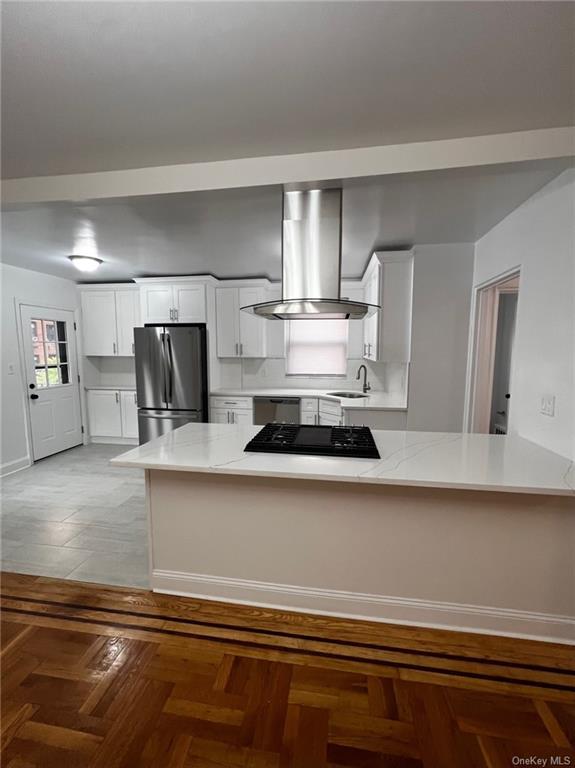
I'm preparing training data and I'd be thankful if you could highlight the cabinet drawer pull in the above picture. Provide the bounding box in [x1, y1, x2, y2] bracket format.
[115, 392, 119, 403]
[113, 342, 117, 355]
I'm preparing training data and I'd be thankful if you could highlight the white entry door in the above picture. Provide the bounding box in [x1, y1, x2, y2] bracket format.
[20, 305, 83, 460]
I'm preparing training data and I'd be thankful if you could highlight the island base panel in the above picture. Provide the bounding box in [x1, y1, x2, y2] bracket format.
[147, 469, 575, 642]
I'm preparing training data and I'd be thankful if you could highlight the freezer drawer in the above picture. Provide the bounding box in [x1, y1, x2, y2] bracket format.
[138, 409, 203, 444]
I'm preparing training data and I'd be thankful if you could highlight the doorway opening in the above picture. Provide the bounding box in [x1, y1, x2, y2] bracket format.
[468, 271, 520, 435]
[19, 304, 83, 461]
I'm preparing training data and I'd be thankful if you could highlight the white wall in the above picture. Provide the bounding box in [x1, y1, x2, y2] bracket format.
[0, 263, 80, 474]
[407, 244, 475, 431]
[473, 169, 575, 460]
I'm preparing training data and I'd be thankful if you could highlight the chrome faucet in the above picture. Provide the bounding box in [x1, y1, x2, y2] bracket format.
[356, 364, 371, 394]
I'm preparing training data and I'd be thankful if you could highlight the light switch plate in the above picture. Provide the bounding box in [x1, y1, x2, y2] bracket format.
[540, 395, 555, 417]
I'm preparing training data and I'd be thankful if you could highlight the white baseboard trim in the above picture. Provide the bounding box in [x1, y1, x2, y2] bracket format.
[89, 437, 138, 446]
[152, 569, 575, 644]
[0, 456, 31, 477]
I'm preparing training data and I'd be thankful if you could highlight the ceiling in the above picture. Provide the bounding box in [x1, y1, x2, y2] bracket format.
[2, 2, 573, 179]
[2, 160, 570, 282]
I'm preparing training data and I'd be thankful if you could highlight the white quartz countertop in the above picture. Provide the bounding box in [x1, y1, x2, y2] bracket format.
[111, 423, 574, 496]
[85, 385, 136, 391]
[210, 388, 407, 411]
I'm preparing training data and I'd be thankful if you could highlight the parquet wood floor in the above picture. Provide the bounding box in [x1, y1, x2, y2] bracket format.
[1, 572, 574, 767]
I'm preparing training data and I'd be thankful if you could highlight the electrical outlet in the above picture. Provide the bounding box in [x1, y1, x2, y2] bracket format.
[540, 395, 556, 417]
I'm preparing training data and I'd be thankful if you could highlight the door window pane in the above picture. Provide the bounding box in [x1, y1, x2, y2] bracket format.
[46, 367, 61, 386]
[33, 341, 45, 365]
[58, 343, 68, 363]
[35, 368, 48, 388]
[56, 321, 67, 342]
[60, 364, 69, 384]
[43, 320, 57, 342]
[45, 342, 58, 365]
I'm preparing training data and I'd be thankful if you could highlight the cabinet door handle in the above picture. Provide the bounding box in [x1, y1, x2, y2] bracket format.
[235, 342, 238, 355]
[132, 342, 135, 354]
[240, 343, 243, 356]
[115, 392, 119, 403]
[174, 308, 178, 322]
[226, 411, 230, 423]
[169, 308, 173, 321]
[231, 411, 235, 424]
[134, 393, 137, 404]
[113, 342, 117, 355]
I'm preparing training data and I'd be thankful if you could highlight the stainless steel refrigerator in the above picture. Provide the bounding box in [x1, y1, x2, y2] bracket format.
[134, 324, 208, 444]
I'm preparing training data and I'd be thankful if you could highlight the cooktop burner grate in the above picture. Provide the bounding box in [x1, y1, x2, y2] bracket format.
[244, 423, 380, 459]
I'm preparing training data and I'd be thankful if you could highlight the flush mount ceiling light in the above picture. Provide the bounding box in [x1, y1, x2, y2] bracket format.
[68, 255, 103, 273]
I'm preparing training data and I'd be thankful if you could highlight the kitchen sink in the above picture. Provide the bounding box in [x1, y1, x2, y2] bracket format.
[327, 391, 368, 398]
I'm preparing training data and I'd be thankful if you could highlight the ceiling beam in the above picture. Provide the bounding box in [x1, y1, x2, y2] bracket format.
[3, 127, 573, 205]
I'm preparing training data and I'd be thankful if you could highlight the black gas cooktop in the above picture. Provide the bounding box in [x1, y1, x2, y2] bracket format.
[244, 424, 380, 459]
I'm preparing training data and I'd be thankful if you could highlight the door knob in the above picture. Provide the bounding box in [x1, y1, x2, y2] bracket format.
[29, 383, 36, 390]
[30, 394, 39, 400]
[496, 410, 506, 415]
[505, 393, 511, 399]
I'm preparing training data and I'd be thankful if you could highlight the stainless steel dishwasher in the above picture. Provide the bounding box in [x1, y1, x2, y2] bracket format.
[253, 397, 301, 425]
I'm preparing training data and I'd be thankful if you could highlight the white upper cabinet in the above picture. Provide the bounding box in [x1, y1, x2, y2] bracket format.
[115, 290, 140, 356]
[362, 252, 414, 363]
[81, 287, 140, 357]
[140, 282, 206, 324]
[215, 285, 267, 358]
[215, 287, 239, 357]
[238, 286, 266, 358]
[81, 291, 117, 356]
[265, 286, 285, 358]
[341, 284, 364, 359]
[173, 284, 206, 323]
[140, 285, 173, 323]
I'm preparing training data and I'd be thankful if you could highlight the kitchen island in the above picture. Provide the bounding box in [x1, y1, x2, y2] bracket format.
[112, 423, 574, 642]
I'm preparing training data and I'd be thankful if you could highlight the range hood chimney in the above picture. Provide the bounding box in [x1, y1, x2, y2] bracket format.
[241, 188, 379, 320]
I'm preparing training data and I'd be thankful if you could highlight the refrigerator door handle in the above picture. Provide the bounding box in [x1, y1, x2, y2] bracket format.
[166, 332, 174, 404]
[160, 332, 168, 406]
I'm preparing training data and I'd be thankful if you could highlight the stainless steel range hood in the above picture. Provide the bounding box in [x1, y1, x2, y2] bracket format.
[241, 188, 379, 320]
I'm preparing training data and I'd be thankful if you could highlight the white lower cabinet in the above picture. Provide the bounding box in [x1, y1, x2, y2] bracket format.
[87, 389, 138, 440]
[87, 390, 122, 437]
[300, 397, 319, 425]
[319, 414, 342, 426]
[232, 410, 253, 425]
[210, 396, 253, 425]
[319, 399, 343, 426]
[120, 390, 139, 438]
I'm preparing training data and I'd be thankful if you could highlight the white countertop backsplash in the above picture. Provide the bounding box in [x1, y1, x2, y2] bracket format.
[112, 422, 574, 496]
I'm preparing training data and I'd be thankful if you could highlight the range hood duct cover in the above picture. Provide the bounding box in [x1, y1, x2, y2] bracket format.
[241, 189, 379, 320]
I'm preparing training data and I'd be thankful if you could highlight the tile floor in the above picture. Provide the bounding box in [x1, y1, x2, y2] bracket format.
[0, 444, 148, 588]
